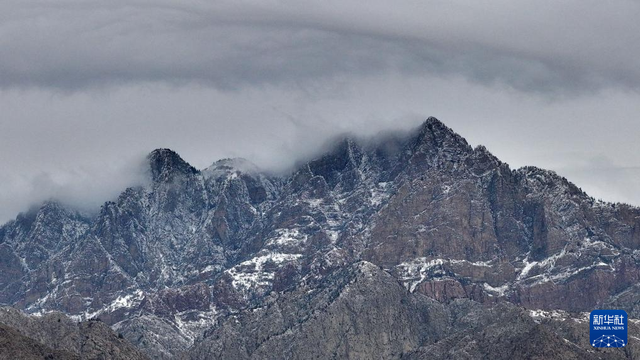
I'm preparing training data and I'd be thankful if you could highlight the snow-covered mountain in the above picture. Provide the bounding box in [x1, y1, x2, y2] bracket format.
[1, 118, 639, 358]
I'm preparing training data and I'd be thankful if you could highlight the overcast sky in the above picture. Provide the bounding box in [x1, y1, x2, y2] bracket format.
[1, 0, 640, 223]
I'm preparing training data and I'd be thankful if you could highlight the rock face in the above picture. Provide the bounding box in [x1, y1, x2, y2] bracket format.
[405, 305, 640, 360]
[186, 263, 640, 360]
[0, 307, 148, 359]
[185, 262, 446, 360]
[0, 322, 77, 360]
[1, 117, 640, 358]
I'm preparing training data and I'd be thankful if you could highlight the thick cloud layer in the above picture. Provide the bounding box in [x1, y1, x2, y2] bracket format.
[2, 0, 640, 93]
[1, 0, 639, 223]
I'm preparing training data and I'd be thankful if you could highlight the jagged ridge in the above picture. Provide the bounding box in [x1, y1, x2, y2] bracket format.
[1, 117, 639, 358]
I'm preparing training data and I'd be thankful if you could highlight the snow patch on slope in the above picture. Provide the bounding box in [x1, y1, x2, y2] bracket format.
[266, 228, 308, 246]
[396, 258, 446, 292]
[396, 257, 499, 293]
[225, 252, 302, 292]
[202, 158, 260, 179]
[67, 290, 146, 321]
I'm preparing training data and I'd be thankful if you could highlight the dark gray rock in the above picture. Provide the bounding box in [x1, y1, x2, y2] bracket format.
[0, 307, 148, 359]
[0, 322, 78, 360]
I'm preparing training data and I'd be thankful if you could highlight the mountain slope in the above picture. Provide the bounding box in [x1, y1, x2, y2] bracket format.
[0, 307, 148, 359]
[0, 322, 78, 360]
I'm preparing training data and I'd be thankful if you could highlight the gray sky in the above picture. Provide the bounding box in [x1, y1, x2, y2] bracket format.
[1, 0, 640, 223]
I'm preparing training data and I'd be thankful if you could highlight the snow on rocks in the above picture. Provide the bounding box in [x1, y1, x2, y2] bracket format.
[265, 228, 308, 247]
[396, 257, 501, 293]
[396, 258, 447, 292]
[225, 252, 302, 293]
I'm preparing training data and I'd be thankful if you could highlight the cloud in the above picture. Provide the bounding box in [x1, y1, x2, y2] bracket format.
[0, 153, 150, 223]
[552, 155, 640, 206]
[1, 1, 640, 223]
[1, 0, 640, 93]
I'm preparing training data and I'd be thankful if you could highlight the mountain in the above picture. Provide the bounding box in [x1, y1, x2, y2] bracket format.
[1, 117, 639, 358]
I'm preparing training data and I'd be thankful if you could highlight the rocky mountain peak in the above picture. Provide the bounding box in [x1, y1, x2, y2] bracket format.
[202, 158, 260, 180]
[409, 117, 473, 163]
[468, 144, 503, 173]
[417, 117, 468, 144]
[147, 148, 197, 182]
[516, 165, 586, 199]
[307, 136, 364, 190]
[3, 200, 64, 228]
